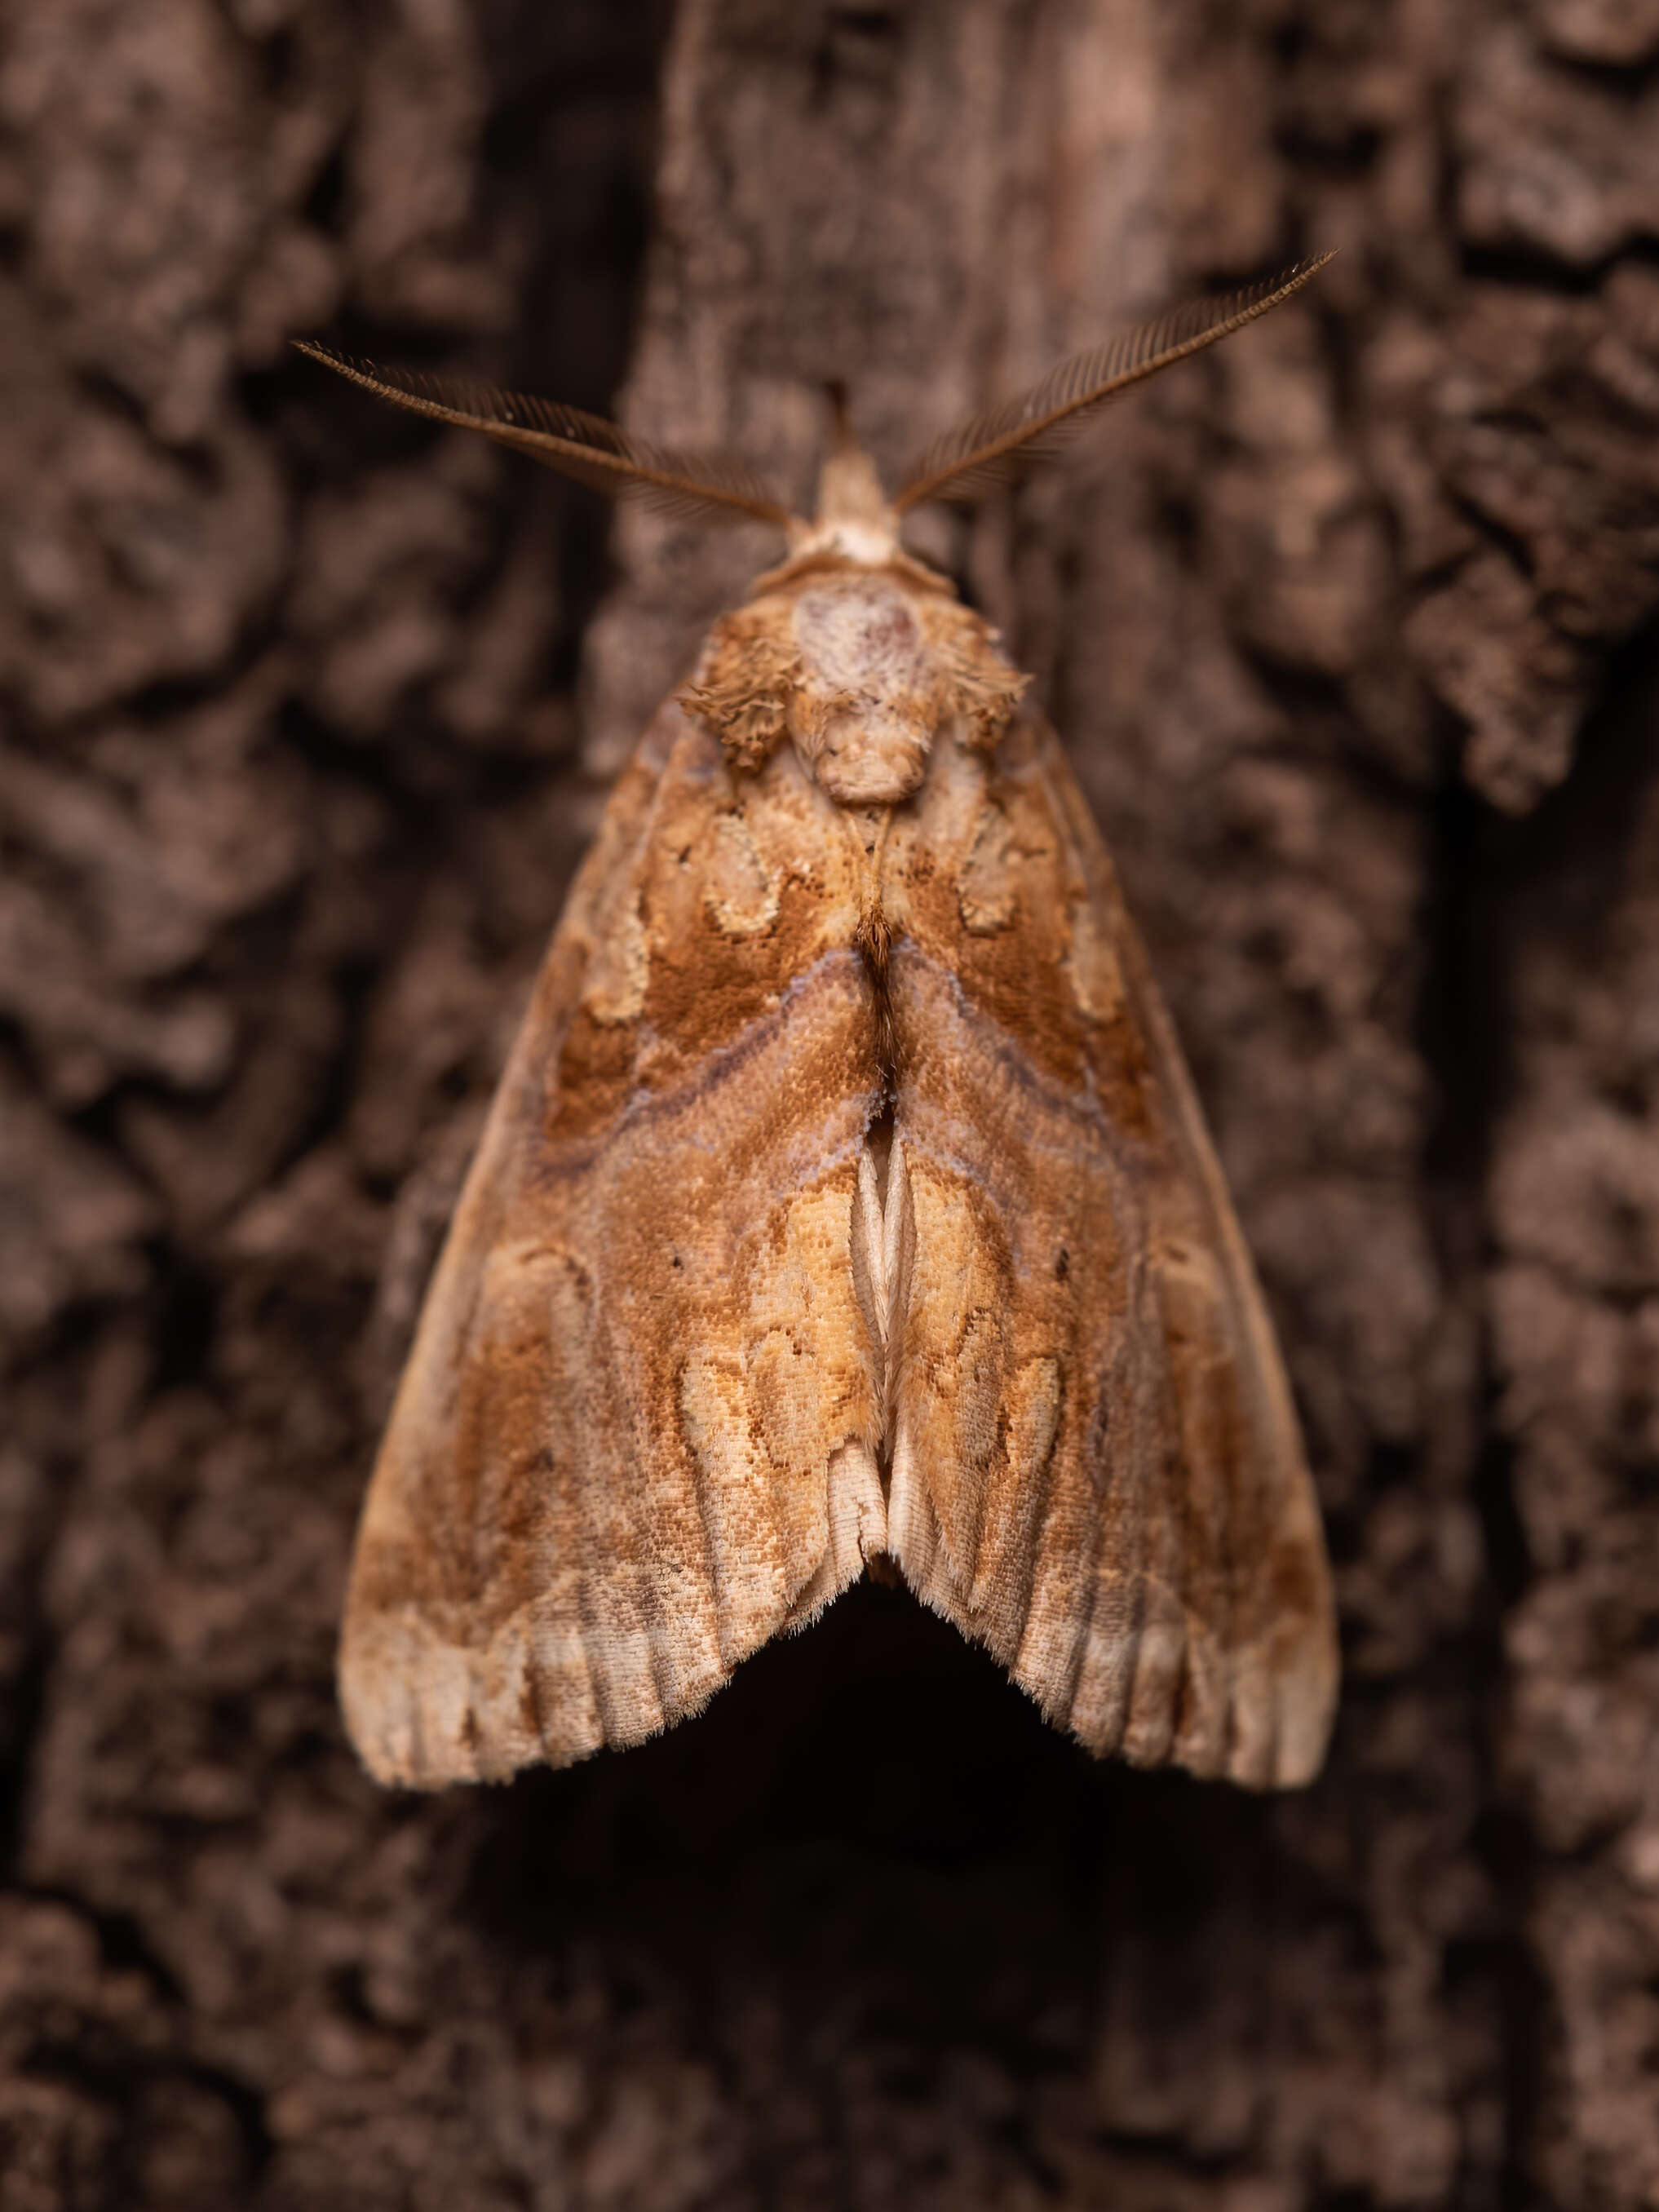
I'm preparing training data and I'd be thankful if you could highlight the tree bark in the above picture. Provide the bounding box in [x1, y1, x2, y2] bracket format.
[4, 1, 1659, 2205]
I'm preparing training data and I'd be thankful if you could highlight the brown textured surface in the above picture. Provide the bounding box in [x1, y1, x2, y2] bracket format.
[5, 0, 1659, 2205]
[343, 542, 1334, 1794]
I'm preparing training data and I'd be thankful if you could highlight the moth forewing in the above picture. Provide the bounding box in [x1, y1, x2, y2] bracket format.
[341, 703, 891, 1785]
[875, 722, 1337, 1787]
[319, 260, 1338, 1791]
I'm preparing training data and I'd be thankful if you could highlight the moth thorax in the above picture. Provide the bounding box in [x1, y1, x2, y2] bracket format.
[789, 577, 937, 807]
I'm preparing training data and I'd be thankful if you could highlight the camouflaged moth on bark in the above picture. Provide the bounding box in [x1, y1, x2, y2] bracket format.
[299, 255, 1341, 1794]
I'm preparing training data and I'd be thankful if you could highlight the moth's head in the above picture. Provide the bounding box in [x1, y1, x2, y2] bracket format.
[781, 381, 905, 573]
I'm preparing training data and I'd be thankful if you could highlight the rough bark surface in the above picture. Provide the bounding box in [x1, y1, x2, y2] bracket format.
[3, 1, 1658, 2206]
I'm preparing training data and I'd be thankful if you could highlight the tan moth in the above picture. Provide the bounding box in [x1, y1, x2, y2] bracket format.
[299, 256, 1339, 1793]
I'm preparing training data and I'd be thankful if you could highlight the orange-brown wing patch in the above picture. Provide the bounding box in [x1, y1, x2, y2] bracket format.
[883, 718, 1337, 1789]
[341, 701, 887, 1786]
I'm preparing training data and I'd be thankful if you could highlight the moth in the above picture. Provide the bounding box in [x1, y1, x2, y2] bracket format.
[299, 255, 1340, 1794]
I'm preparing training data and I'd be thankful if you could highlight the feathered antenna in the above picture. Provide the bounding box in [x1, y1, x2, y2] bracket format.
[292, 343, 795, 528]
[891, 254, 1335, 514]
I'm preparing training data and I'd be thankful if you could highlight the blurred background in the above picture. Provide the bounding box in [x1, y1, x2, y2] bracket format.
[4, 1, 1659, 2205]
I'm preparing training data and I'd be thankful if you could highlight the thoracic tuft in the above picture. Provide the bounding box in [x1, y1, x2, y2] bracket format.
[679, 571, 1028, 805]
